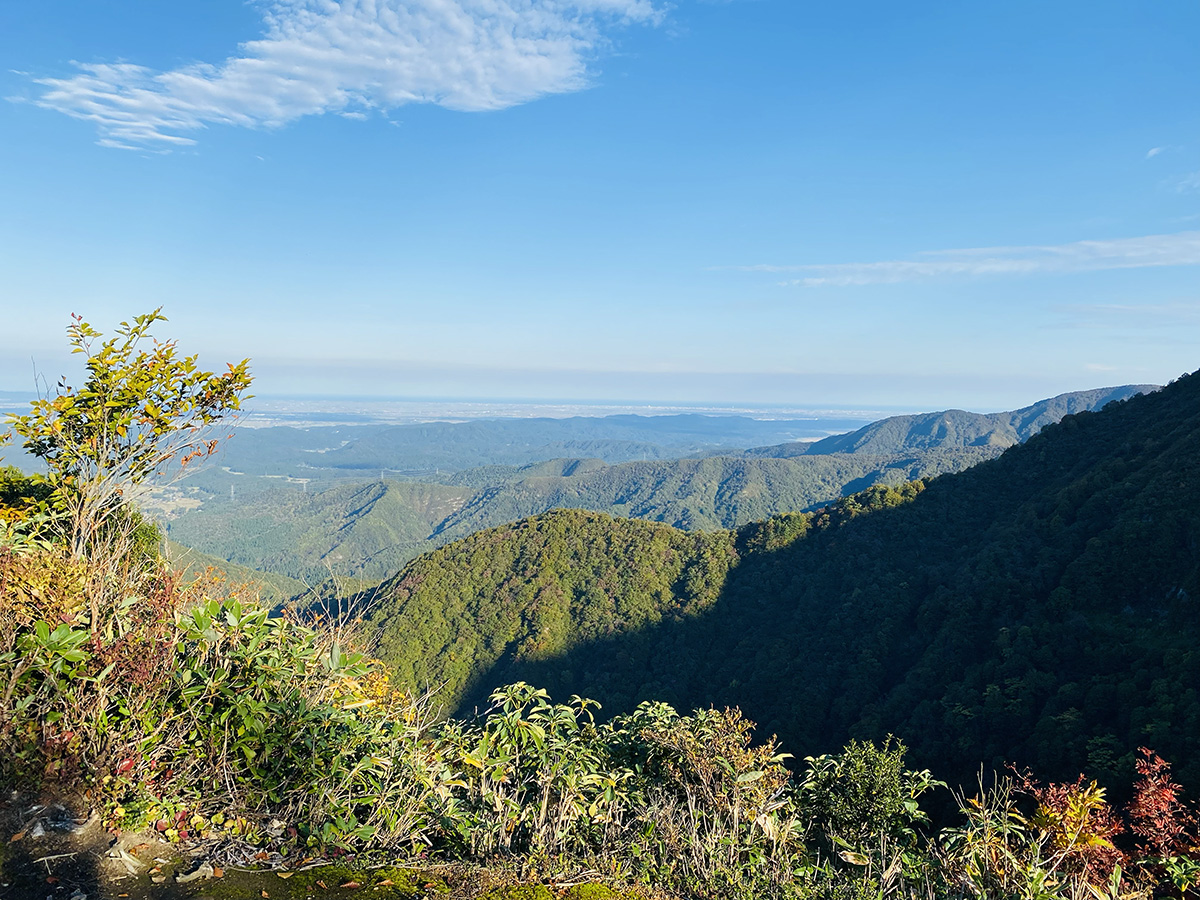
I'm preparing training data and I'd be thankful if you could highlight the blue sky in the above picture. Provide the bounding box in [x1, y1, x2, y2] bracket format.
[1, 0, 1198, 409]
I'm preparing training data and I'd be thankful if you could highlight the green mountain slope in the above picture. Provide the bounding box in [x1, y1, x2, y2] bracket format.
[167, 448, 992, 583]
[166, 540, 307, 604]
[364, 374, 1200, 787]
[167, 480, 472, 582]
[434, 448, 995, 535]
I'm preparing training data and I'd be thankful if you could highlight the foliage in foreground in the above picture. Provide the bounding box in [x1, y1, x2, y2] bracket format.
[6, 537, 1200, 899]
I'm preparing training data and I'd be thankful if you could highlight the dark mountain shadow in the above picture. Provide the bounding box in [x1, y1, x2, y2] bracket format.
[457, 374, 1200, 792]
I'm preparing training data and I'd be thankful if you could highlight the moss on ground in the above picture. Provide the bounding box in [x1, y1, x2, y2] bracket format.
[561, 884, 620, 900]
[193, 864, 449, 899]
[478, 884, 554, 900]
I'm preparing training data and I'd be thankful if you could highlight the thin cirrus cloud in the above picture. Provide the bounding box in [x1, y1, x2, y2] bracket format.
[735, 231, 1200, 287]
[29, 0, 665, 150]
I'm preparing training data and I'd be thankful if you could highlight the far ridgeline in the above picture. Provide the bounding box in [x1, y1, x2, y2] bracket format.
[742, 383, 1157, 457]
[363, 373, 1200, 789]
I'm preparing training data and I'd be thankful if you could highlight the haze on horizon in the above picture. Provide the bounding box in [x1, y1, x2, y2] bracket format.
[1, 1, 1198, 411]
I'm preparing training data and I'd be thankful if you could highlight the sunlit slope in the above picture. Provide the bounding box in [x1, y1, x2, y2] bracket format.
[432, 448, 994, 536]
[364, 373, 1200, 787]
[165, 539, 307, 604]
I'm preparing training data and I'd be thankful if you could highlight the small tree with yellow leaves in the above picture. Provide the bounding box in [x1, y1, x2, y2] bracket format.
[2, 309, 251, 629]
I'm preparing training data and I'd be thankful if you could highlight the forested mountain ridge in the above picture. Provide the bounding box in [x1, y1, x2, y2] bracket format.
[431, 447, 993, 534]
[742, 384, 1158, 458]
[363, 373, 1200, 789]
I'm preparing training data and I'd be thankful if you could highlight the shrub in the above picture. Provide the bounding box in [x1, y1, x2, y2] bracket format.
[616, 702, 806, 899]
[435, 683, 631, 862]
[793, 737, 942, 899]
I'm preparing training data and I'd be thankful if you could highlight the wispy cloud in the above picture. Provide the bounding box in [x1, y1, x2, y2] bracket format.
[1177, 172, 1200, 193]
[1146, 147, 1164, 159]
[28, 0, 665, 150]
[735, 231, 1200, 287]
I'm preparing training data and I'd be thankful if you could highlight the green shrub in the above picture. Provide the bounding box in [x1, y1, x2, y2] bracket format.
[613, 702, 807, 899]
[434, 682, 632, 861]
[797, 737, 941, 850]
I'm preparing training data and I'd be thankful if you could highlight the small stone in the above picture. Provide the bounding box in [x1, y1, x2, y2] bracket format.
[176, 863, 214, 883]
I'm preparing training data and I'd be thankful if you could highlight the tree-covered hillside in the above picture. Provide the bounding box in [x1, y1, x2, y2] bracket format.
[363, 373, 1200, 789]
[366, 509, 738, 709]
[167, 479, 472, 582]
[164, 539, 308, 604]
[433, 447, 996, 535]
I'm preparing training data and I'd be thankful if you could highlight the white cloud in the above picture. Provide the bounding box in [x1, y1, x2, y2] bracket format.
[1146, 147, 1164, 159]
[1177, 172, 1200, 193]
[30, 0, 665, 149]
[735, 231, 1200, 287]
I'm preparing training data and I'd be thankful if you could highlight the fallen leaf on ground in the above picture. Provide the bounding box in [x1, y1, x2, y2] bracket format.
[10, 831, 25, 842]
[277, 872, 293, 879]
[340, 881, 361, 889]
[213, 866, 224, 878]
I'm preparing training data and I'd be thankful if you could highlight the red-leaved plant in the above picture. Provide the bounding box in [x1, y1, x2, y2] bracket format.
[1128, 748, 1194, 857]
[1127, 748, 1200, 897]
